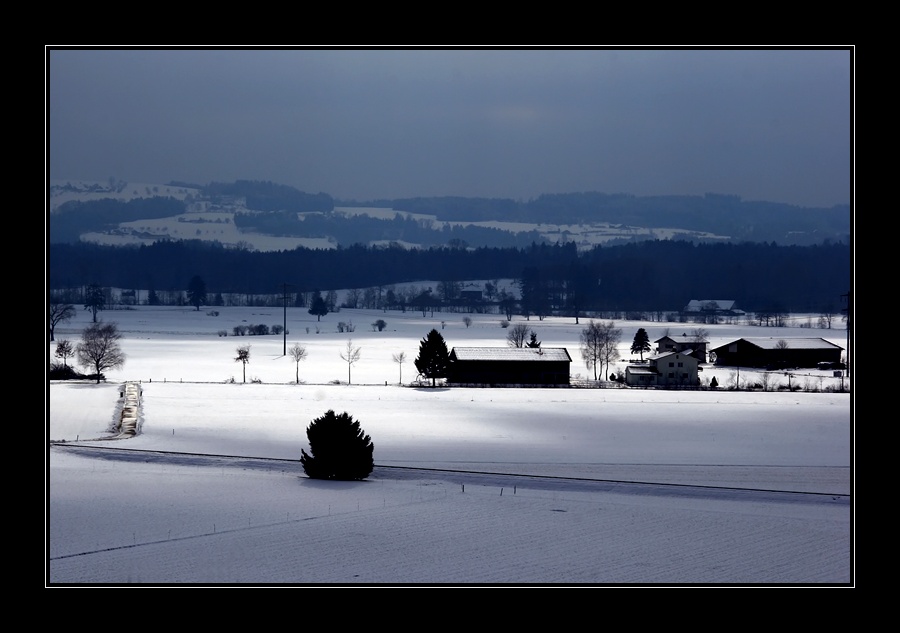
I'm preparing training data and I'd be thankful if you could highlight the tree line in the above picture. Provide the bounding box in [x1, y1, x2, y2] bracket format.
[48, 239, 850, 315]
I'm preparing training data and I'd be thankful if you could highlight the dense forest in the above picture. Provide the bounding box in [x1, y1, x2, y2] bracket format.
[345, 192, 850, 246]
[47, 239, 851, 315]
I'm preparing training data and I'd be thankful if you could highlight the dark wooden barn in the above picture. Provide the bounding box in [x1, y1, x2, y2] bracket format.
[447, 347, 572, 386]
[709, 337, 843, 369]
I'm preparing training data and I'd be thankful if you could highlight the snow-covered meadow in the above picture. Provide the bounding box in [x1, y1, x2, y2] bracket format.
[47, 300, 853, 586]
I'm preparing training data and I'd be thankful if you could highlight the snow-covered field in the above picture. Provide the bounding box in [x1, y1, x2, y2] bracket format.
[47, 303, 853, 586]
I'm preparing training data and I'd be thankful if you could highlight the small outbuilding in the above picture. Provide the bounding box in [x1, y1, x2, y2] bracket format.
[709, 337, 843, 369]
[447, 347, 571, 386]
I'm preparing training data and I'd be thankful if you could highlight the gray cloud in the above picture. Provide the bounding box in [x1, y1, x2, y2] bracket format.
[48, 47, 851, 208]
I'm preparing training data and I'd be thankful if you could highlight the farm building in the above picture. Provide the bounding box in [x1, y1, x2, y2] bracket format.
[447, 347, 571, 386]
[655, 334, 709, 363]
[709, 337, 843, 369]
[682, 299, 745, 317]
[625, 351, 700, 388]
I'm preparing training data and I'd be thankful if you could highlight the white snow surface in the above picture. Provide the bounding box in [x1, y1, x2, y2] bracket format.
[48, 304, 853, 586]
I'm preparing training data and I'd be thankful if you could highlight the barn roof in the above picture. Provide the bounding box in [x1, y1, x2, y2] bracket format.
[711, 337, 843, 351]
[450, 347, 572, 362]
[683, 299, 740, 312]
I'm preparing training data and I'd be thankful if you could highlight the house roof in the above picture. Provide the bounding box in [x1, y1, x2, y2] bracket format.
[450, 347, 572, 362]
[655, 335, 708, 344]
[625, 366, 657, 375]
[649, 350, 698, 362]
[710, 337, 843, 352]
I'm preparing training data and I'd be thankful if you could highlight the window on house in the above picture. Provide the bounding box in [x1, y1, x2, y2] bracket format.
[668, 362, 674, 367]
[668, 372, 674, 379]
[677, 362, 683, 367]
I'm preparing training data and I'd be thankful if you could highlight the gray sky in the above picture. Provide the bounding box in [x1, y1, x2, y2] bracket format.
[47, 47, 852, 208]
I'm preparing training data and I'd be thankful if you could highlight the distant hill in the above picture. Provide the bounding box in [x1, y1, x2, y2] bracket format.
[49, 180, 850, 250]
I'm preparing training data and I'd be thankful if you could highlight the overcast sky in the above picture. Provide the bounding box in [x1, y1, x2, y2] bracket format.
[47, 47, 852, 208]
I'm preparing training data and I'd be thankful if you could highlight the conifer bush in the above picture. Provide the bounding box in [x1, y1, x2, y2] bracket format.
[300, 410, 374, 480]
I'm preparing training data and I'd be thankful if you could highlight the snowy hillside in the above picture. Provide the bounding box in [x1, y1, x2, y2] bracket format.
[48, 180, 731, 252]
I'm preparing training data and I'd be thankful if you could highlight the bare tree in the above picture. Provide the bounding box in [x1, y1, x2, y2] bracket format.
[499, 292, 517, 321]
[392, 351, 407, 385]
[288, 343, 308, 384]
[818, 312, 834, 329]
[580, 321, 603, 380]
[463, 316, 472, 328]
[235, 345, 251, 383]
[690, 327, 709, 362]
[580, 320, 622, 380]
[690, 328, 709, 343]
[506, 323, 530, 348]
[54, 339, 74, 367]
[340, 339, 362, 385]
[598, 321, 622, 380]
[76, 322, 126, 383]
[49, 301, 76, 342]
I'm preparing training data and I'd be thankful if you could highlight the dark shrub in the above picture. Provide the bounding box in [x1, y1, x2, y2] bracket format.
[300, 410, 374, 481]
[48, 363, 91, 381]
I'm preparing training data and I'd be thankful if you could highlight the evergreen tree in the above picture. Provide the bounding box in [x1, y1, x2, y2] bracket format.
[526, 331, 541, 348]
[308, 290, 328, 321]
[83, 284, 106, 323]
[631, 327, 651, 361]
[414, 328, 450, 386]
[300, 410, 374, 481]
[187, 275, 207, 311]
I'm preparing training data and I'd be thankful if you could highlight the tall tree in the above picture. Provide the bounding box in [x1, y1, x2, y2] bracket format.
[288, 342, 308, 384]
[340, 339, 362, 385]
[235, 345, 251, 383]
[506, 323, 530, 348]
[598, 321, 622, 380]
[519, 267, 550, 320]
[187, 275, 207, 311]
[392, 351, 407, 385]
[83, 284, 106, 323]
[498, 292, 518, 321]
[414, 329, 450, 386]
[580, 320, 603, 380]
[308, 291, 328, 321]
[631, 328, 651, 361]
[49, 301, 76, 342]
[54, 339, 74, 367]
[76, 322, 126, 383]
